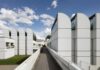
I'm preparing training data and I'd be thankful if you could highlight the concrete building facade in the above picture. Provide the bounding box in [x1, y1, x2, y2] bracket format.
[18, 28, 26, 55]
[51, 13, 72, 61]
[10, 28, 18, 55]
[71, 13, 91, 69]
[0, 28, 37, 59]
[26, 29, 33, 55]
[48, 12, 100, 70]
[90, 13, 100, 65]
[0, 28, 15, 59]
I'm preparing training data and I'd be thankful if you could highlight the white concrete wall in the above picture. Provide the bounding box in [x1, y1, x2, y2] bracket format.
[96, 14, 100, 65]
[90, 13, 100, 65]
[51, 13, 72, 61]
[26, 28, 33, 55]
[18, 29, 25, 55]
[0, 28, 15, 59]
[2, 29, 10, 38]
[51, 20, 58, 51]
[4, 48, 15, 59]
[10, 28, 18, 55]
[71, 13, 91, 69]
[58, 13, 72, 61]
[0, 37, 6, 59]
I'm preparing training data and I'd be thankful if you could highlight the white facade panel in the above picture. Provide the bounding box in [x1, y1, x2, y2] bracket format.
[96, 29, 100, 38]
[96, 39, 100, 51]
[51, 13, 72, 62]
[77, 57, 90, 70]
[96, 57, 100, 65]
[26, 28, 33, 55]
[58, 51, 71, 57]
[10, 28, 18, 55]
[58, 39, 71, 50]
[4, 49, 15, 59]
[18, 29, 25, 55]
[27, 34, 33, 54]
[77, 57, 90, 64]
[0, 50, 5, 59]
[77, 39, 90, 50]
[77, 52, 90, 56]
[77, 13, 90, 28]
[71, 13, 91, 65]
[96, 13, 100, 28]
[58, 29, 71, 38]
[96, 51, 100, 56]
[58, 13, 71, 28]
[2, 29, 10, 38]
[77, 29, 90, 38]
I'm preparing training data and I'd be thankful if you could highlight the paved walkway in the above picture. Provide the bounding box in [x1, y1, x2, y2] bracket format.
[0, 65, 18, 70]
[33, 47, 62, 70]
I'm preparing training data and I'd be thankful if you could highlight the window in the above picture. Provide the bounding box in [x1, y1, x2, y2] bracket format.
[6, 42, 9, 46]
[25, 32, 27, 36]
[11, 43, 14, 48]
[9, 31, 11, 38]
[17, 32, 19, 36]
[6, 42, 10, 49]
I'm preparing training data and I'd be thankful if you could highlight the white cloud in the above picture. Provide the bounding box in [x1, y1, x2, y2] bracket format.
[24, 7, 35, 15]
[0, 7, 53, 40]
[47, 7, 51, 10]
[51, 0, 58, 8]
[34, 27, 51, 40]
[0, 7, 39, 25]
[40, 14, 54, 27]
[0, 20, 9, 29]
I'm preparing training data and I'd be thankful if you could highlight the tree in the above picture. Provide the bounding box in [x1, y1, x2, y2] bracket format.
[46, 35, 51, 40]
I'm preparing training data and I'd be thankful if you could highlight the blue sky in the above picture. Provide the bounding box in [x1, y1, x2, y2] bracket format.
[0, 0, 100, 39]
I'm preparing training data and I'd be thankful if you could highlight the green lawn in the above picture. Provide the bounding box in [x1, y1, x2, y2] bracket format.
[0, 55, 29, 65]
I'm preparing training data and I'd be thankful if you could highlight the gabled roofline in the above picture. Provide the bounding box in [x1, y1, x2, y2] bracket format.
[89, 14, 95, 19]
[71, 14, 77, 21]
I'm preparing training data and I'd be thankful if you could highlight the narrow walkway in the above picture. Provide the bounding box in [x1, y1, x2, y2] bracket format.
[33, 46, 62, 70]
[0, 65, 17, 70]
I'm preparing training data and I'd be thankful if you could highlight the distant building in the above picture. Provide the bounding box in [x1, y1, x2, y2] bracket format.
[0, 28, 15, 59]
[0, 28, 37, 59]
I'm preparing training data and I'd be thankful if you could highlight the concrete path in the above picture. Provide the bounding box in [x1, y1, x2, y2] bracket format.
[0, 65, 17, 70]
[33, 47, 62, 70]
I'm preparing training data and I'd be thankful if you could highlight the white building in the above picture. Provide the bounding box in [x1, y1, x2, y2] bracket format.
[10, 28, 18, 55]
[50, 13, 72, 61]
[0, 27, 38, 59]
[26, 28, 33, 55]
[18, 28, 26, 55]
[90, 13, 100, 65]
[0, 28, 15, 59]
[71, 13, 91, 69]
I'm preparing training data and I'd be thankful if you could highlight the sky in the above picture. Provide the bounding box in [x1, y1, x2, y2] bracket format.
[0, 0, 100, 39]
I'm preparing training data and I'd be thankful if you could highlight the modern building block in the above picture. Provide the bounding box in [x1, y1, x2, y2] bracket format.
[26, 28, 33, 55]
[18, 28, 25, 55]
[0, 28, 15, 59]
[10, 28, 18, 55]
[90, 13, 100, 65]
[51, 13, 72, 61]
[71, 13, 91, 66]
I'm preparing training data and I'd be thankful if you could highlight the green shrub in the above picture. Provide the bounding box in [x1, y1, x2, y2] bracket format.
[0, 55, 29, 65]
